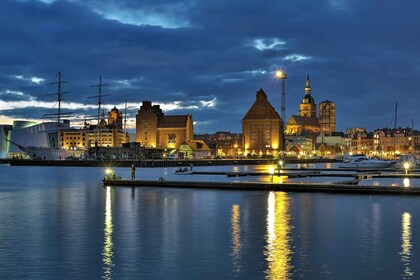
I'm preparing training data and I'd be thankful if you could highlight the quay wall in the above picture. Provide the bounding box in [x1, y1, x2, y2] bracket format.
[3, 158, 338, 167]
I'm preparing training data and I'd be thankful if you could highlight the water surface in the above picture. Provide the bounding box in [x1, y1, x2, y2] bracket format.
[0, 165, 419, 279]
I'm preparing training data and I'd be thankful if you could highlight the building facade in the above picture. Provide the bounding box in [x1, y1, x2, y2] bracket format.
[242, 89, 282, 157]
[318, 100, 336, 134]
[286, 74, 321, 135]
[135, 101, 194, 149]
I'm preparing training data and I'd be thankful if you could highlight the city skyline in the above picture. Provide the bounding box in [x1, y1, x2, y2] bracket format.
[0, 0, 419, 133]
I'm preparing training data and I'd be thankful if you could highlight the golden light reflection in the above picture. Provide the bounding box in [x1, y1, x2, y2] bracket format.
[265, 192, 292, 280]
[403, 178, 410, 188]
[401, 212, 413, 279]
[102, 187, 114, 279]
[231, 204, 242, 273]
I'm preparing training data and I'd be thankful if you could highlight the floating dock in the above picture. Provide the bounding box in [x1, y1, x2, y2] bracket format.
[102, 179, 420, 195]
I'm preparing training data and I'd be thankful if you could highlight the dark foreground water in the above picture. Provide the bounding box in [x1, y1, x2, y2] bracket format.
[0, 165, 419, 279]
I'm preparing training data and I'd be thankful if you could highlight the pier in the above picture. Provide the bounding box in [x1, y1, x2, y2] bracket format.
[102, 179, 420, 195]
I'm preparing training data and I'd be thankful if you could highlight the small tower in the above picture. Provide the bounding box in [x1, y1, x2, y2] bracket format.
[299, 73, 317, 118]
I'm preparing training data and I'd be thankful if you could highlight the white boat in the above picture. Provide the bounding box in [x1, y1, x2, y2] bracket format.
[174, 167, 193, 175]
[339, 154, 395, 169]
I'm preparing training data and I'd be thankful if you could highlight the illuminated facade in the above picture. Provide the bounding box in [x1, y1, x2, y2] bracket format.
[373, 128, 418, 155]
[135, 101, 194, 149]
[107, 106, 123, 130]
[318, 100, 336, 133]
[178, 140, 211, 159]
[60, 107, 129, 150]
[242, 89, 282, 156]
[299, 74, 316, 118]
[286, 73, 321, 135]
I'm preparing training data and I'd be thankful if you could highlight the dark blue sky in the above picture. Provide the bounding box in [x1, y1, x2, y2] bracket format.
[0, 0, 418, 133]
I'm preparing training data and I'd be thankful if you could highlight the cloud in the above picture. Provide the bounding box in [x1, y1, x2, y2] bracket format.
[284, 54, 311, 62]
[14, 75, 45, 84]
[1, 0, 420, 133]
[252, 38, 286, 51]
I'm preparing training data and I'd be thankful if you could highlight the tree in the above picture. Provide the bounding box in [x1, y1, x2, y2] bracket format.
[319, 144, 326, 157]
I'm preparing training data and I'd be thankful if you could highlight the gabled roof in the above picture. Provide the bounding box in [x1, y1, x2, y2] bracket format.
[287, 115, 320, 126]
[158, 115, 189, 128]
[180, 140, 211, 151]
[242, 89, 281, 121]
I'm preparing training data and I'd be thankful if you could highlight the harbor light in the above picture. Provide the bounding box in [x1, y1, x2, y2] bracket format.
[404, 162, 410, 175]
[105, 168, 116, 180]
[268, 166, 275, 182]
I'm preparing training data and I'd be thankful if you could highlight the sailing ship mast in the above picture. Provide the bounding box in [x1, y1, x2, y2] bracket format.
[393, 102, 398, 158]
[43, 71, 72, 147]
[90, 76, 109, 147]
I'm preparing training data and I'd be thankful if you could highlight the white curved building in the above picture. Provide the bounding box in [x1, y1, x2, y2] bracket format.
[1, 121, 70, 158]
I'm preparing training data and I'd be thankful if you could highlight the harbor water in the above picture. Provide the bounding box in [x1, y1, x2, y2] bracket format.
[0, 164, 419, 279]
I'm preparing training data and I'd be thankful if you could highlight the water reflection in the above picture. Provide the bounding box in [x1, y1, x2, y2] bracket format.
[102, 187, 114, 279]
[403, 178, 410, 188]
[265, 192, 292, 280]
[401, 212, 413, 279]
[231, 204, 242, 273]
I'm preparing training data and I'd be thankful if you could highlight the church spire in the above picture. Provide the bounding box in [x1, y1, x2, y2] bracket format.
[305, 72, 311, 94]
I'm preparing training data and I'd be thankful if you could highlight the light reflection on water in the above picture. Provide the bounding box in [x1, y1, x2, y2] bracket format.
[401, 212, 413, 279]
[102, 186, 114, 279]
[231, 204, 242, 274]
[1, 165, 420, 279]
[265, 192, 292, 280]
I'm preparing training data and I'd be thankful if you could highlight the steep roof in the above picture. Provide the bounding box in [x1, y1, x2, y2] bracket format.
[181, 140, 211, 151]
[287, 115, 320, 126]
[242, 89, 281, 121]
[158, 115, 189, 128]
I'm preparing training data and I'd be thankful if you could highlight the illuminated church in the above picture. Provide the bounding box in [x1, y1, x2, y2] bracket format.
[285, 74, 336, 135]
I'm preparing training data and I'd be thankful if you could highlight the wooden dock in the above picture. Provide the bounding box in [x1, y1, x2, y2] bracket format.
[102, 179, 420, 195]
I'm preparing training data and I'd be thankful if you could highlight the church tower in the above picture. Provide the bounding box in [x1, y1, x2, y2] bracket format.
[298, 73, 317, 118]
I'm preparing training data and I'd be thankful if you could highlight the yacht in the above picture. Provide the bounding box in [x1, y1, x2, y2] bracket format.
[339, 154, 395, 169]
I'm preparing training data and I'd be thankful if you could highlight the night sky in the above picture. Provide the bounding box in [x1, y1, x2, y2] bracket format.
[0, 0, 418, 134]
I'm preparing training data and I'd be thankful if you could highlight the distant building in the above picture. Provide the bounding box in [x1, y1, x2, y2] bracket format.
[178, 140, 211, 159]
[373, 127, 418, 156]
[135, 101, 193, 149]
[242, 89, 282, 157]
[299, 74, 317, 118]
[318, 100, 336, 133]
[61, 107, 129, 150]
[195, 131, 242, 157]
[107, 106, 123, 130]
[286, 74, 321, 135]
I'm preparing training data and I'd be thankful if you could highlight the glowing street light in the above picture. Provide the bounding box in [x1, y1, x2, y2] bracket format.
[275, 69, 287, 152]
[404, 162, 410, 175]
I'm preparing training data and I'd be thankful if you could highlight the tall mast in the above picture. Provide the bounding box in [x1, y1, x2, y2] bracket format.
[43, 72, 72, 147]
[393, 102, 398, 157]
[124, 100, 127, 134]
[90, 76, 109, 147]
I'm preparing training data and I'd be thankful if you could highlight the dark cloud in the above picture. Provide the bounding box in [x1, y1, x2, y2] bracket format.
[0, 0, 419, 133]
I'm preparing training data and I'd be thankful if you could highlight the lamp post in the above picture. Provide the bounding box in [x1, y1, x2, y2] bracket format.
[275, 70, 287, 153]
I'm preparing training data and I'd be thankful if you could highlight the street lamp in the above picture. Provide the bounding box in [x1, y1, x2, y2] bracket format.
[404, 162, 410, 175]
[275, 69, 287, 153]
